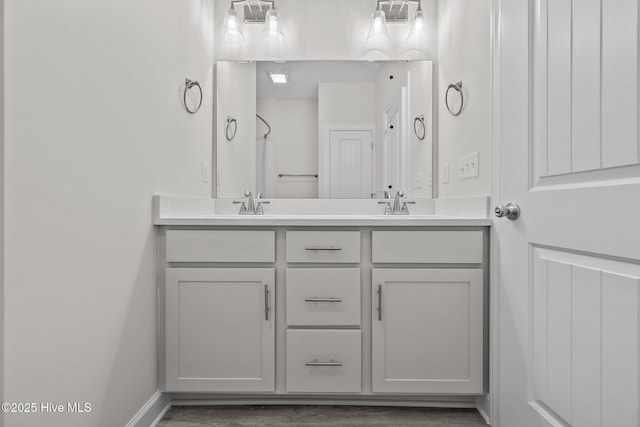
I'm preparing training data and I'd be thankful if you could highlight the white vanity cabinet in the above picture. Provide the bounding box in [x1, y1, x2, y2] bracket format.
[371, 231, 485, 394]
[285, 231, 362, 393]
[159, 224, 488, 400]
[163, 230, 276, 392]
[371, 269, 483, 393]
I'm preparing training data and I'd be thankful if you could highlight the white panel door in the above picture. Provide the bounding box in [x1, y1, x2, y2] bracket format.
[328, 130, 372, 198]
[371, 269, 484, 394]
[165, 268, 275, 392]
[494, 1, 640, 426]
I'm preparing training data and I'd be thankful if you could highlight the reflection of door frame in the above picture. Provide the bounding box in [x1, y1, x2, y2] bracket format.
[382, 84, 409, 193]
[321, 126, 375, 199]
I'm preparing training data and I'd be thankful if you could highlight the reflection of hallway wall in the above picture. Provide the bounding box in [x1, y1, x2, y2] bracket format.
[375, 62, 433, 198]
[257, 99, 318, 198]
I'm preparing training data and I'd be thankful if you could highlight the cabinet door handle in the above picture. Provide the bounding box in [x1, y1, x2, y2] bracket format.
[264, 285, 271, 321]
[304, 297, 343, 303]
[377, 285, 382, 321]
[305, 359, 343, 367]
[304, 246, 342, 251]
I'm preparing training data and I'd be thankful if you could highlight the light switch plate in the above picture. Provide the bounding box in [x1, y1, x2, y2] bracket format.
[442, 163, 450, 184]
[459, 152, 479, 180]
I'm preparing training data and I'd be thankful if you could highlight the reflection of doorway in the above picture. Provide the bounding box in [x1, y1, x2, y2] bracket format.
[327, 130, 373, 198]
[383, 85, 409, 193]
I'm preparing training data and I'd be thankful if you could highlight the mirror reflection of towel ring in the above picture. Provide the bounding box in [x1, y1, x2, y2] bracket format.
[226, 116, 238, 141]
[445, 81, 464, 116]
[414, 115, 426, 140]
[183, 78, 203, 114]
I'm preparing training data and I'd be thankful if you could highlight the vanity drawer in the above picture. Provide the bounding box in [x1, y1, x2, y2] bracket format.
[286, 231, 360, 263]
[372, 230, 483, 264]
[166, 230, 275, 262]
[286, 268, 360, 326]
[286, 329, 361, 393]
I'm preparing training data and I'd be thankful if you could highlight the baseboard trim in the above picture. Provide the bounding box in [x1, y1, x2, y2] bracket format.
[476, 405, 491, 425]
[169, 394, 478, 408]
[126, 391, 171, 427]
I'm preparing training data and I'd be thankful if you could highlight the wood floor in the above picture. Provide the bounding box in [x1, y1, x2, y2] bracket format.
[157, 405, 488, 427]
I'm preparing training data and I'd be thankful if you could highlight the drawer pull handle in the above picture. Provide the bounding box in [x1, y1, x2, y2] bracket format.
[304, 297, 343, 303]
[305, 359, 343, 367]
[377, 285, 383, 321]
[264, 285, 271, 321]
[304, 247, 342, 251]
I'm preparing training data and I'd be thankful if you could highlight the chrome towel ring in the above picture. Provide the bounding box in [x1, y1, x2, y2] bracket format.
[445, 81, 464, 116]
[413, 115, 426, 140]
[183, 78, 203, 114]
[226, 116, 238, 141]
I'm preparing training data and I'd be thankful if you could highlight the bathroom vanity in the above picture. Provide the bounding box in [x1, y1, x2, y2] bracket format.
[154, 195, 491, 404]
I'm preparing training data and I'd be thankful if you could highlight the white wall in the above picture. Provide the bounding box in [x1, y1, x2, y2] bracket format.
[214, 0, 438, 61]
[216, 61, 256, 198]
[318, 83, 376, 197]
[257, 99, 318, 198]
[4, 1, 214, 426]
[437, 0, 492, 198]
[0, 0, 4, 424]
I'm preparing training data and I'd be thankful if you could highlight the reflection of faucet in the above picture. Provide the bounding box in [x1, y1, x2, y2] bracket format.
[234, 190, 270, 215]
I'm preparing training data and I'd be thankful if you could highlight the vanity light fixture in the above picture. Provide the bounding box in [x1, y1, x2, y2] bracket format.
[406, 2, 425, 42]
[367, 0, 426, 44]
[222, 0, 284, 44]
[366, 2, 390, 45]
[267, 72, 288, 84]
[222, 3, 245, 44]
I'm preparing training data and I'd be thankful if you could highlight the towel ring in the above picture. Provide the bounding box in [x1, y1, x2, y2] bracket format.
[413, 115, 426, 140]
[183, 78, 203, 114]
[445, 81, 464, 116]
[226, 116, 238, 141]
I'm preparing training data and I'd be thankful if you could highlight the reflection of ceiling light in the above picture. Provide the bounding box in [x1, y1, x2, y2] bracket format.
[268, 72, 288, 84]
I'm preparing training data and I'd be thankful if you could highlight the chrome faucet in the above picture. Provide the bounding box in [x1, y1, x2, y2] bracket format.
[245, 190, 255, 212]
[379, 189, 415, 215]
[234, 190, 269, 215]
[392, 190, 405, 211]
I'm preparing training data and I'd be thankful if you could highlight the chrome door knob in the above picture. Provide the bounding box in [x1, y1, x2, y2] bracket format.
[494, 202, 520, 220]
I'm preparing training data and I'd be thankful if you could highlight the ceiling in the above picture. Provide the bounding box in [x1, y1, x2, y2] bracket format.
[256, 60, 386, 100]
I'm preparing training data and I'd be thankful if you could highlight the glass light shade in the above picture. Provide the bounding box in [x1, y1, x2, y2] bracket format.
[366, 8, 389, 45]
[222, 7, 245, 44]
[262, 9, 284, 44]
[406, 8, 426, 42]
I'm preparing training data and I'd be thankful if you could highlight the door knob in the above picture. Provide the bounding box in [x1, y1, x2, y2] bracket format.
[494, 202, 520, 220]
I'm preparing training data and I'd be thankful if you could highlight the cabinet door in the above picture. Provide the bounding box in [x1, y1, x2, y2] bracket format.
[165, 268, 275, 392]
[372, 269, 484, 394]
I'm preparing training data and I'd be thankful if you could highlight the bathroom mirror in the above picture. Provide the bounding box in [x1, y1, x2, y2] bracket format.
[216, 60, 434, 199]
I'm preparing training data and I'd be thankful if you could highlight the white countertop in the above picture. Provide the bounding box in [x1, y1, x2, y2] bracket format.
[152, 195, 492, 227]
